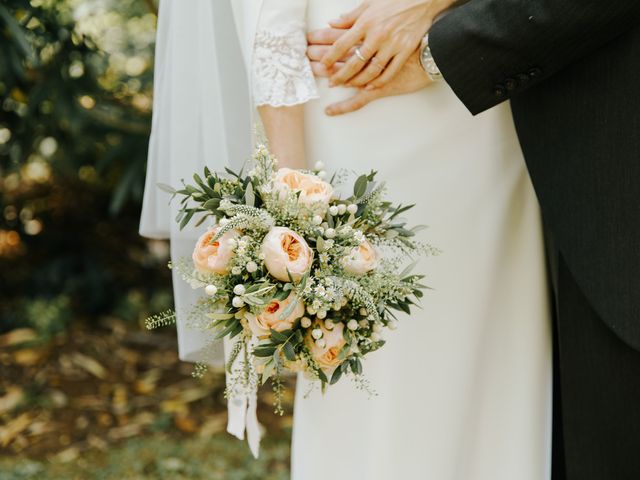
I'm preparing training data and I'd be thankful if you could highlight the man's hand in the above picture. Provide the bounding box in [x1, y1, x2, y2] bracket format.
[307, 27, 432, 116]
[321, 0, 453, 89]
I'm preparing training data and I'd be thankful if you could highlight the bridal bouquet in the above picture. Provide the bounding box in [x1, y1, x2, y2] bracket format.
[149, 146, 432, 412]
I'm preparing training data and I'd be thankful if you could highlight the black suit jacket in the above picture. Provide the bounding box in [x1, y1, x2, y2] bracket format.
[429, 1, 640, 349]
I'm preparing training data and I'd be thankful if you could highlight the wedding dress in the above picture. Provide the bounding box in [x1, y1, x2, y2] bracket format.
[141, 0, 552, 478]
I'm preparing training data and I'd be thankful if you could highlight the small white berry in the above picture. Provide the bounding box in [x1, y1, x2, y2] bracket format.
[388, 320, 398, 330]
[233, 284, 245, 295]
[311, 328, 323, 340]
[359, 319, 369, 329]
[359, 308, 368, 316]
[317, 310, 327, 319]
[337, 204, 347, 215]
[372, 323, 382, 333]
[258, 252, 266, 260]
[324, 228, 336, 239]
[204, 285, 218, 296]
[301, 317, 312, 328]
[347, 319, 359, 331]
[317, 170, 327, 179]
[328, 205, 339, 216]
[231, 267, 242, 275]
[315, 338, 326, 348]
[312, 215, 323, 225]
[307, 306, 317, 315]
[314, 161, 325, 171]
[246, 261, 258, 273]
[232, 296, 245, 308]
[324, 319, 335, 330]
[371, 332, 381, 342]
[347, 204, 358, 214]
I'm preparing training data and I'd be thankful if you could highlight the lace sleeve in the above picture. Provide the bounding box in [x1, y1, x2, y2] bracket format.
[252, 3, 318, 107]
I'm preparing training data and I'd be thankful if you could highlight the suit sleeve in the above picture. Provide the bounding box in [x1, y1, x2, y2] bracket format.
[428, 0, 640, 115]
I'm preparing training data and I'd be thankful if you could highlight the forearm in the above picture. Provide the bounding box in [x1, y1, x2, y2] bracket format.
[429, 0, 640, 114]
[258, 105, 307, 169]
[251, 0, 315, 169]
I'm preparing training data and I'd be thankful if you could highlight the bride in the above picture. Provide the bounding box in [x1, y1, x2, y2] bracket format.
[140, 0, 553, 478]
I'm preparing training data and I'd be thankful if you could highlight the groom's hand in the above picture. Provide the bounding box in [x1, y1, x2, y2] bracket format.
[308, 28, 432, 116]
[320, 0, 454, 89]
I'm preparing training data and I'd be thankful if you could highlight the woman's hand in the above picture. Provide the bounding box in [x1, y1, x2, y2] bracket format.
[307, 29, 433, 116]
[321, 0, 453, 89]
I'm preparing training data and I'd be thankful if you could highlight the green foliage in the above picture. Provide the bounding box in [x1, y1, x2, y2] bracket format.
[0, 0, 171, 332]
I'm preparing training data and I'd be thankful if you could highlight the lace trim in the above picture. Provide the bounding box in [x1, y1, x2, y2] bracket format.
[253, 28, 319, 107]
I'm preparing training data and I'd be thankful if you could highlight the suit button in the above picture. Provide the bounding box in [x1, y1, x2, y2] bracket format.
[504, 77, 519, 91]
[528, 67, 542, 78]
[494, 84, 507, 98]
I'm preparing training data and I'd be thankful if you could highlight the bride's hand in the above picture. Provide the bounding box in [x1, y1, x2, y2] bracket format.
[308, 30, 432, 116]
[320, 0, 453, 89]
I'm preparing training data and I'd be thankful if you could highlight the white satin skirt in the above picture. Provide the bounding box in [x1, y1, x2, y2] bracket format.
[290, 2, 553, 479]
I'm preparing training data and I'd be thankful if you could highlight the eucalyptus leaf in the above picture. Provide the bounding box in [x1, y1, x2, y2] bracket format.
[245, 182, 255, 206]
[354, 175, 368, 198]
[253, 346, 277, 357]
[261, 360, 275, 385]
[157, 183, 177, 194]
[283, 342, 296, 361]
[270, 329, 289, 343]
[330, 366, 343, 384]
[279, 293, 299, 320]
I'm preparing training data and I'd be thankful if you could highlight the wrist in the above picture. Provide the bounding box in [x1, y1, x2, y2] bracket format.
[419, 33, 443, 82]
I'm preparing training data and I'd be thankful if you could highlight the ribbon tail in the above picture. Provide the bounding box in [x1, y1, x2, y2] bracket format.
[246, 390, 262, 458]
[223, 335, 263, 457]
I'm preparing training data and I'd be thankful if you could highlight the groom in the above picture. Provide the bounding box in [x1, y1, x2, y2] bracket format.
[307, 1, 640, 479]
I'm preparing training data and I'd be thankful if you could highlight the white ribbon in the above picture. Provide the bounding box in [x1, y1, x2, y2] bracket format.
[223, 336, 263, 458]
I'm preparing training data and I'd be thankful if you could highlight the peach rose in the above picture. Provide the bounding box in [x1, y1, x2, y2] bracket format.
[342, 240, 378, 276]
[307, 321, 347, 373]
[192, 226, 239, 274]
[261, 227, 313, 282]
[246, 293, 305, 337]
[273, 168, 334, 206]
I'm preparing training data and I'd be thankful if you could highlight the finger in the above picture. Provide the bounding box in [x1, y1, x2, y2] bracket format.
[325, 90, 380, 116]
[328, 30, 385, 84]
[328, 3, 367, 29]
[321, 27, 364, 68]
[310, 61, 345, 78]
[367, 49, 414, 89]
[347, 44, 394, 87]
[307, 45, 355, 62]
[307, 27, 347, 46]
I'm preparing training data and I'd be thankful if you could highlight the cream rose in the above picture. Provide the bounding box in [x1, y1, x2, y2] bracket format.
[307, 321, 347, 373]
[192, 226, 239, 274]
[273, 168, 334, 206]
[246, 293, 305, 337]
[342, 240, 378, 276]
[262, 227, 313, 282]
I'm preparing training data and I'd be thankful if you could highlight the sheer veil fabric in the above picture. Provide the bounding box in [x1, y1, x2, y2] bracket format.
[139, 0, 264, 456]
[140, 0, 257, 363]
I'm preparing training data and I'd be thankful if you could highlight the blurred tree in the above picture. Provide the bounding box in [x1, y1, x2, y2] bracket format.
[0, 0, 172, 334]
